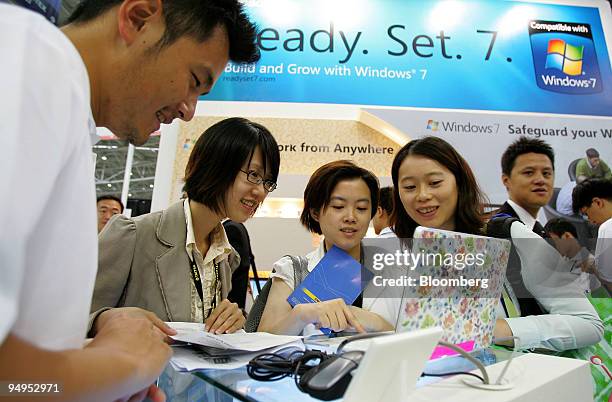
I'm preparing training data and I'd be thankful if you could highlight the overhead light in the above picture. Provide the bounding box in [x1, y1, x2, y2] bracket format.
[107, 183, 112, 188]
[496, 5, 537, 36]
[101, 156, 108, 161]
[428, 1, 465, 31]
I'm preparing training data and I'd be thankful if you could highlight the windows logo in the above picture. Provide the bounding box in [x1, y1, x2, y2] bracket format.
[426, 120, 439, 131]
[545, 39, 584, 76]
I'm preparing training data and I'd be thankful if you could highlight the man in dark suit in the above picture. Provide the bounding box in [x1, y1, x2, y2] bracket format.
[490, 137, 604, 352]
[497, 136, 555, 317]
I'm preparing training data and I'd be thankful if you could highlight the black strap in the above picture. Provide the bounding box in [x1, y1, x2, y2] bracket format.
[189, 251, 220, 320]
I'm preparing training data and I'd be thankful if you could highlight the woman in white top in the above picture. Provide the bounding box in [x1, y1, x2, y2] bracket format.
[258, 160, 394, 335]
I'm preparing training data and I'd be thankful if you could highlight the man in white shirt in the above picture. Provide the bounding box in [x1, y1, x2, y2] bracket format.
[544, 218, 600, 293]
[556, 175, 587, 216]
[491, 137, 603, 351]
[373, 186, 395, 238]
[572, 178, 612, 292]
[0, 1, 259, 401]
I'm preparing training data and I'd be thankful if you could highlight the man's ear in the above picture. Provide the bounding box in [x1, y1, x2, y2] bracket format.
[501, 174, 510, 190]
[117, 0, 163, 45]
[376, 206, 384, 218]
[561, 232, 574, 240]
[592, 197, 604, 209]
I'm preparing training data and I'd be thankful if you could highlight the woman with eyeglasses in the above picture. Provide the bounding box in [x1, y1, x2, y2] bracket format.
[88, 117, 280, 338]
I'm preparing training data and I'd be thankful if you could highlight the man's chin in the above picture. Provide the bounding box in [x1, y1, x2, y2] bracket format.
[109, 125, 151, 146]
[125, 131, 152, 146]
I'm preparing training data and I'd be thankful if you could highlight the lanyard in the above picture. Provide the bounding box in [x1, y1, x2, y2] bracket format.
[189, 251, 220, 319]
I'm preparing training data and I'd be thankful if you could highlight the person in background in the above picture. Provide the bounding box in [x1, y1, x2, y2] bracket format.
[91, 118, 279, 336]
[258, 161, 394, 335]
[573, 178, 612, 292]
[544, 218, 600, 293]
[0, 0, 259, 400]
[97, 195, 124, 233]
[556, 175, 587, 216]
[496, 136, 554, 319]
[575, 148, 612, 180]
[488, 137, 602, 351]
[223, 219, 256, 309]
[373, 186, 395, 238]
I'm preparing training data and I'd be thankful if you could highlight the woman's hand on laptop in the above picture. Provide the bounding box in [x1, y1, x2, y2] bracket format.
[294, 299, 366, 333]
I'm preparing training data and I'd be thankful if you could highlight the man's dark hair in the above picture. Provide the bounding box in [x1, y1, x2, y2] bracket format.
[183, 117, 280, 215]
[97, 195, 124, 213]
[501, 136, 555, 176]
[378, 186, 393, 215]
[66, 0, 260, 63]
[586, 148, 599, 158]
[544, 217, 578, 238]
[572, 178, 612, 214]
[300, 161, 379, 235]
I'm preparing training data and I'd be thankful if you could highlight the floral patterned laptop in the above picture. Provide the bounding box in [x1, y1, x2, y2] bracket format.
[396, 227, 511, 349]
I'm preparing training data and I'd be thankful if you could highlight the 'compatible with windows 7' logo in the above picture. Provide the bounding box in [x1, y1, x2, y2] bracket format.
[529, 20, 602, 94]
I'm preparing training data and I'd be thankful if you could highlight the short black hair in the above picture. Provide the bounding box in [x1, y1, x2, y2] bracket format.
[97, 195, 124, 213]
[66, 0, 260, 63]
[378, 186, 393, 215]
[183, 117, 280, 215]
[300, 161, 379, 235]
[544, 217, 578, 238]
[586, 148, 599, 158]
[572, 178, 612, 214]
[501, 136, 555, 176]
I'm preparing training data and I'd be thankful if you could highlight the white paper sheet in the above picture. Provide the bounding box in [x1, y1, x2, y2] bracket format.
[169, 341, 305, 371]
[167, 322, 303, 352]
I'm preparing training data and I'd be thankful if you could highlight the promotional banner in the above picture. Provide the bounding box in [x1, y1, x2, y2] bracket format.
[208, 0, 612, 117]
[365, 107, 612, 203]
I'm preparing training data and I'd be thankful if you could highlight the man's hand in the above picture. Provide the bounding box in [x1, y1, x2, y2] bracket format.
[114, 384, 165, 402]
[88, 312, 173, 401]
[294, 299, 366, 333]
[94, 307, 176, 341]
[579, 256, 597, 274]
[205, 299, 245, 334]
[493, 318, 515, 347]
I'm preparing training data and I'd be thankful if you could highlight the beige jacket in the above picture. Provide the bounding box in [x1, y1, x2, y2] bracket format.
[88, 201, 239, 332]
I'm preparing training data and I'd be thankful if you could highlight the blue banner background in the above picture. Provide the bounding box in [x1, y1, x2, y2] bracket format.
[207, 0, 612, 116]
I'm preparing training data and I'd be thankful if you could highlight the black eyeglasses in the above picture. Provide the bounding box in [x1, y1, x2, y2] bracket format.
[241, 170, 277, 192]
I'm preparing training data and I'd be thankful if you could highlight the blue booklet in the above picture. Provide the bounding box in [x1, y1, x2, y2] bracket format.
[287, 246, 364, 333]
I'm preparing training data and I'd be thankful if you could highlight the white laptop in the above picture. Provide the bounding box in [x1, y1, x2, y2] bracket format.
[343, 327, 443, 402]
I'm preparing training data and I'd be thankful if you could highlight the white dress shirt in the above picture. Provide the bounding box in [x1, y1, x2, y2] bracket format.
[0, 4, 98, 349]
[595, 217, 612, 282]
[377, 226, 396, 238]
[502, 221, 603, 351]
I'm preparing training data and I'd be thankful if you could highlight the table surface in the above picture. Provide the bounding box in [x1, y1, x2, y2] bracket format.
[158, 347, 513, 402]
